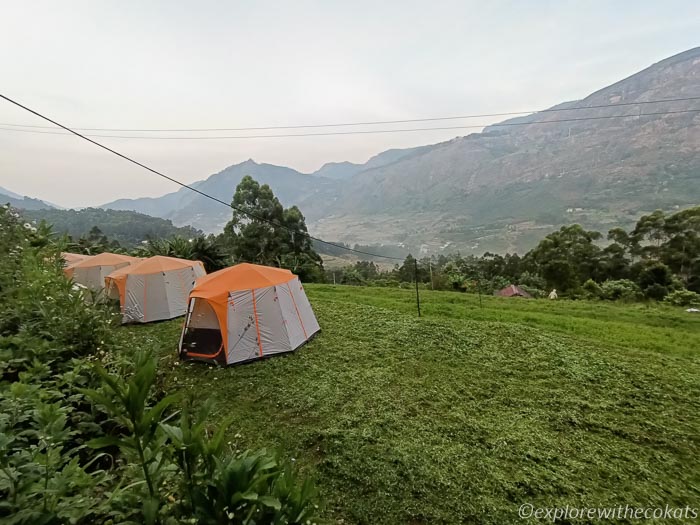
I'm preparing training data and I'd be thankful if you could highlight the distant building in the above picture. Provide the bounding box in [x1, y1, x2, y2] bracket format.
[494, 284, 532, 298]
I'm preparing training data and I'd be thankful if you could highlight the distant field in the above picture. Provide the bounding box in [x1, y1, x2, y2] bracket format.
[124, 285, 700, 524]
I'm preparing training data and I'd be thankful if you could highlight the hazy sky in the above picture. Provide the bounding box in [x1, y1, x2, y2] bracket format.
[1, 0, 699, 207]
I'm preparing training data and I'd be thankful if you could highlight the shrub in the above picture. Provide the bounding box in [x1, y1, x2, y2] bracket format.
[370, 278, 399, 288]
[488, 276, 511, 295]
[87, 352, 318, 525]
[582, 279, 603, 299]
[519, 285, 546, 299]
[638, 262, 674, 300]
[518, 271, 547, 291]
[664, 289, 700, 307]
[643, 283, 670, 301]
[600, 279, 643, 302]
[0, 208, 117, 379]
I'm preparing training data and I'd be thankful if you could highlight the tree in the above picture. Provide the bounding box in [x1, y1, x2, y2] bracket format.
[66, 225, 122, 254]
[597, 227, 634, 282]
[397, 254, 417, 282]
[524, 225, 602, 292]
[630, 210, 668, 259]
[637, 262, 674, 300]
[621, 206, 700, 292]
[222, 176, 323, 281]
[139, 235, 228, 272]
[658, 207, 700, 291]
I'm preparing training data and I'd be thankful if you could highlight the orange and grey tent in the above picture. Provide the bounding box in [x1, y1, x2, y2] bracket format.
[105, 256, 206, 324]
[179, 263, 320, 365]
[61, 252, 90, 266]
[64, 252, 140, 290]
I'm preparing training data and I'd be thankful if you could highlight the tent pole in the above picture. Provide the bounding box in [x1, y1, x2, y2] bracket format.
[414, 258, 421, 317]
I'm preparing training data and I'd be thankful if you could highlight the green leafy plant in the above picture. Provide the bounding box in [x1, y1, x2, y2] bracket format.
[581, 278, 603, 299]
[664, 289, 700, 307]
[599, 279, 642, 302]
[0, 387, 110, 524]
[85, 351, 177, 524]
[86, 355, 318, 525]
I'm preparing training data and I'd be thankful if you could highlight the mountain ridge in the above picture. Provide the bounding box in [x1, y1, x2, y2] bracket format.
[100, 47, 700, 254]
[0, 187, 56, 211]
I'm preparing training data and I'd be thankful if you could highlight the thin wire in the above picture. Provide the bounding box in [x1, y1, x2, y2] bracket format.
[1, 108, 699, 140]
[2, 95, 699, 132]
[0, 93, 404, 261]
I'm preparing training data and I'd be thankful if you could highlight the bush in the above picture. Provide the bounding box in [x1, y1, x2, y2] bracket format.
[369, 278, 399, 288]
[487, 276, 511, 295]
[0, 207, 121, 522]
[518, 271, 547, 291]
[87, 351, 318, 524]
[582, 279, 603, 299]
[643, 283, 670, 301]
[519, 285, 546, 299]
[664, 289, 700, 307]
[600, 279, 643, 302]
[638, 262, 674, 300]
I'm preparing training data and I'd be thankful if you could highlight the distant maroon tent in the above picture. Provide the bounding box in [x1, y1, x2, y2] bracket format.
[494, 284, 532, 298]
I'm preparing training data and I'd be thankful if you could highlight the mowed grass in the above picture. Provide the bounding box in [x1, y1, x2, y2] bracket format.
[123, 285, 700, 524]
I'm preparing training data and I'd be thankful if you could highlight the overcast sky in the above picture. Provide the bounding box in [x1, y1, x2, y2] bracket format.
[1, 0, 699, 207]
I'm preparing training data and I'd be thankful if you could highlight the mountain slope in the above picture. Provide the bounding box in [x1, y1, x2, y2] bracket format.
[0, 187, 55, 211]
[103, 159, 339, 232]
[312, 161, 364, 180]
[101, 47, 700, 254]
[310, 47, 700, 252]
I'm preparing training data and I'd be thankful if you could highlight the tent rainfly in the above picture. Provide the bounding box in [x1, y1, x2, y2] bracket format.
[494, 284, 533, 298]
[105, 256, 206, 324]
[179, 263, 320, 366]
[64, 252, 141, 290]
[61, 252, 91, 267]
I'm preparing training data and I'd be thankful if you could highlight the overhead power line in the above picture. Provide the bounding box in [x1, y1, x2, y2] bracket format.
[2, 95, 700, 132]
[0, 93, 404, 261]
[1, 108, 699, 140]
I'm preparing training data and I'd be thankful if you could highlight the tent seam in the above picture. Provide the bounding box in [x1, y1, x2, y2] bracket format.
[251, 289, 263, 357]
[286, 281, 308, 340]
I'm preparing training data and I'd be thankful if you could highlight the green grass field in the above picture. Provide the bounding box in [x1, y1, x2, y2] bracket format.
[123, 285, 700, 524]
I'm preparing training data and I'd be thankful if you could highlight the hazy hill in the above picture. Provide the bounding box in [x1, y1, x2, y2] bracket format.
[0, 187, 56, 211]
[101, 47, 700, 254]
[312, 161, 363, 180]
[103, 159, 339, 232]
[22, 208, 202, 247]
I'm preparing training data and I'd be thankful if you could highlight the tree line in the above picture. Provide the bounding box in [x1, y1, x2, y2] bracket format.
[329, 206, 700, 305]
[21, 207, 202, 247]
[46, 176, 326, 281]
[36, 176, 699, 305]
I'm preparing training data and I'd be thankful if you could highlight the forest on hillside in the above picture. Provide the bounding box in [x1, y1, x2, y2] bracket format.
[47, 175, 700, 307]
[328, 206, 700, 305]
[21, 208, 202, 247]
